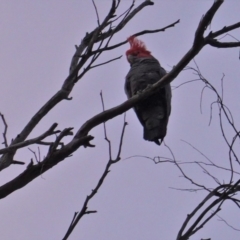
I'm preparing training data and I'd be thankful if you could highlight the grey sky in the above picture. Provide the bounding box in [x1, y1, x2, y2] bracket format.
[0, 1, 240, 239]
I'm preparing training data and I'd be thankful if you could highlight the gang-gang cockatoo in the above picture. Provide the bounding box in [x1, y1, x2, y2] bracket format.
[125, 36, 171, 145]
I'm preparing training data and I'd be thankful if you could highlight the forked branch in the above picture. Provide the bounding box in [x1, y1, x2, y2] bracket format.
[62, 114, 127, 240]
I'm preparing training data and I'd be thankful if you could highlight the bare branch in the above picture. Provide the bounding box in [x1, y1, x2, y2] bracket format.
[0, 113, 8, 147]
[188, 61, 240, 179]
[108, 1, 134, 25]
[169, 187, 205, 193]
[100, 91, 112, 160]
[177, 180, 240, 240]
[189, 203, 222, 237]
[194, 0, 223, 45]
[89, 19, 180, 55]
[208, 21, 240, 38]
[177, 188, 222, 240]
[124, 155, 176, 164]
[171, 79, 201, 90]
[92, 0, 100, 26]
[112, 113, 127, 163]
[181, 140, 240, 175]
[207, 39, 240, 48]
[0, 123, 59, 155]
[165, 142, 209, 192]
[95, 0, 154, 42]
[0, 135, 94, 199]
[28, 147, 40, 163]
[217, 214, 240, 232]
[0, 89, 74, 170]
[12, 160, 25, 165]
[181, 140, 213, 163]
[62, 112, 127, 239]
[89, 55, 122, 70]
[133, 20, 180, 37]
[196, 162, 221, 185]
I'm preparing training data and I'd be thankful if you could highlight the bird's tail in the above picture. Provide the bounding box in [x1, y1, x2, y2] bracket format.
[143, 118, 167, 145]
[141, 105, 167, 145]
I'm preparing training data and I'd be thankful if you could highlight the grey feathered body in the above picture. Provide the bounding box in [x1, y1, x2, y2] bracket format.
[125, 56, 171, 145]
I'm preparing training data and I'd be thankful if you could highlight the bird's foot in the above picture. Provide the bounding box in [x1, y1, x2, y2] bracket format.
[136, 84, 152, 95]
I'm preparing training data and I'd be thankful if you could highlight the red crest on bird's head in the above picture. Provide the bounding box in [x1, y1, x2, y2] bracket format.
[126, 36, 151, 59]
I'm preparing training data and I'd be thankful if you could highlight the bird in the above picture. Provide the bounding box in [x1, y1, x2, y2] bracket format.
[125, 36, 172, 145]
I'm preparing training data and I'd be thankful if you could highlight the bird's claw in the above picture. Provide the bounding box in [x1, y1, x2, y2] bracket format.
[136, 84, 152, 95]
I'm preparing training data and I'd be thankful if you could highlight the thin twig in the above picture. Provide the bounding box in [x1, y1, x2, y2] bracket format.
[164, 142, 209, 192]
[48, 128, 74, 155]
[112, 113, 127, 163]
[100, 91, 112, 160]
[188, 61, 240, 183]
[28, 148, 40, 163]
[90, 55, 122, 69]
[0, 113, 8, 147]
[171, 79, 201, 90]
[62, 102, 128, 240]
[217, 214, 240, 232]
[0, 123, 59, 154]
[207, 21, 240, 39]
[88, 19, 180, 56]
[124, 154, 177, 164]
[92, 0, 100, 26]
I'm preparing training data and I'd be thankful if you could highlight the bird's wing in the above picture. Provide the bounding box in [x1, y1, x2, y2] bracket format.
[125, 58, 171, 125]
[124, 74, 132, 99]
[125, 72, 146, 126]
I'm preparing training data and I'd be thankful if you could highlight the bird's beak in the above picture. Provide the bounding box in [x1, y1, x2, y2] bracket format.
[127, 54, 134, 63]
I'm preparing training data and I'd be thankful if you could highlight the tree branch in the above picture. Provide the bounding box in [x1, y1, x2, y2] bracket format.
[0, 123, 59, 155]
[62, 114, 127, 240]
[0, 113, 8, 147]
[95, 0, 154, 42]
[194, 0, 223, 45]
[208, 21, 240, 38]
[88, 19, 180, 55]
[0, 135, 94, 199]
[207, 39, 240, 48]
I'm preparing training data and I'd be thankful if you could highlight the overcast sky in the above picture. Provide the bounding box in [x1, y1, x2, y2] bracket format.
[0, 1, 240, 239]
